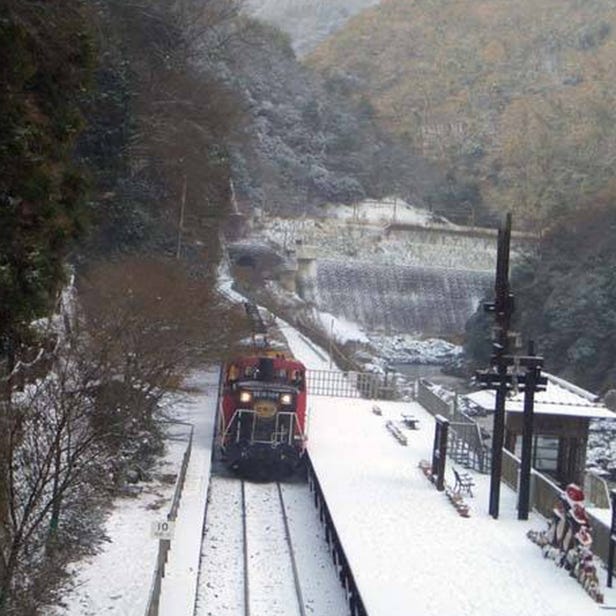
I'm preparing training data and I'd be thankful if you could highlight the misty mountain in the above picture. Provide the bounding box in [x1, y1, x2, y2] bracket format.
[307, 0, 616, 229]
[244, 0, 381, 55]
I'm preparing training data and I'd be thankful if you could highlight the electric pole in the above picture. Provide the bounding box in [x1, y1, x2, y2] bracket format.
[476, 214, 546, 519]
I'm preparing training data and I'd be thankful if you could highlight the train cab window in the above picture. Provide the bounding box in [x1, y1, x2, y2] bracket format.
[291, 369, 305, 390]
[277, 368, 288, 381]
[228, 364, 240, 384]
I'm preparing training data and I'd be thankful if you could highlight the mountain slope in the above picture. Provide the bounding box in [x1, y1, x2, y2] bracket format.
[307, 0, 616, 227]
[244, 0, 381, 55]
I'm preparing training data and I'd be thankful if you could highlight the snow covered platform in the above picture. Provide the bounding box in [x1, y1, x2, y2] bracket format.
[156, 371, 218, 616]
[307, 396, 613, 616]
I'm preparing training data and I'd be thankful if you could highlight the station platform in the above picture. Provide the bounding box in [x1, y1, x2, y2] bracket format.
[306, 395, 610, 616]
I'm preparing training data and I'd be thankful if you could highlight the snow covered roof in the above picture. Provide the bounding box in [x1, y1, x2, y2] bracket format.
[466, 372, 616, 420]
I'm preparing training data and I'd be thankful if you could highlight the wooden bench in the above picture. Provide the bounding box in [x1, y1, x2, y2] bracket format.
[385, 420, 408, 445]
[452, 467, 475, 497]
[401, 413, 420, 430]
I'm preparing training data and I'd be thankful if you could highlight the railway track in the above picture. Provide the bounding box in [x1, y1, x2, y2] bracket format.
[242, 480, 306, 616]
[195, 476, 349, 616]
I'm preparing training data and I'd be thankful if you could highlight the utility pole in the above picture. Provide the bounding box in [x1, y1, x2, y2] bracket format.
[477, 214, 546, 519]
[484, 213, 514, 519]
[517, 341, 545, 520]
[176, 173, 187, 259]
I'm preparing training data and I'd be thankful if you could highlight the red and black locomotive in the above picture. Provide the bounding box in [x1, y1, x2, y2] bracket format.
[219, 350, 307, 479]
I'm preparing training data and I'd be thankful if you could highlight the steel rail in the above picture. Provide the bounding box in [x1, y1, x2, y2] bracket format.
[276, 482, 307, 616]
[241, 480, 250, 616]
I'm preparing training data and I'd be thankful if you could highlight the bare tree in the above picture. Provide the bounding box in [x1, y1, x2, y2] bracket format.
[78, 257, 242, 422]
[0, 337, 109, 613]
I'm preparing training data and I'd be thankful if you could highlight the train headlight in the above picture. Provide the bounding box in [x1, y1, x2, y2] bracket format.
[239, 390, 252, 404]
[280, 393, 293, 405]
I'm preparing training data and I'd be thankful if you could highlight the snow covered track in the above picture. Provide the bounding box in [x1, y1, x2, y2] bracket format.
[243, 481, 305, 616]
[196, 476, 349, 616]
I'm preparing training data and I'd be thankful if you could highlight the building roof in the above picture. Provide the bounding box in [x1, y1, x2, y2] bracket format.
[465, 372, 616, 420]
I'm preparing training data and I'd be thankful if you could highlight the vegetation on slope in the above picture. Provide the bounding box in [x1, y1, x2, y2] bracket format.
[513, 196, 616, 392]
[465, 191, 616, 393]
[211, 16, 444, 216]
[308, 0, 616, 229]
[308, 0, 616, 390]
[0, 0, 94, 355]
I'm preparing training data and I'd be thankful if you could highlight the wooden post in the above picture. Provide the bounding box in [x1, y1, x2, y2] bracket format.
[489, 214, 513, 520]
[432, 415, 449, 491]
[518, 342, 537, 520]
[608, 489, 616, 588]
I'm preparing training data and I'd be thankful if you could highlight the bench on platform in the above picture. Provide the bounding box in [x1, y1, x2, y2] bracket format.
[452, 467, 475, 497]
[401, 413, 420, 430]
[385, 420, 408, 446]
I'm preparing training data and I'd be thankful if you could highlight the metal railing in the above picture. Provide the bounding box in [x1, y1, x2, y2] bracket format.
[307, 369, 395, 399]
[584, 470, 611, 509]
[416, 378, 454, 419]
[417, 380, 490, 473]
[447, 421, 491, 474]
[305, 455, 368, 616]
[145, 422, 194, 616]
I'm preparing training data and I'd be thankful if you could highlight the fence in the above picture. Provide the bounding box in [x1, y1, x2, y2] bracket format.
[417, 379, 490, 473]
[448, 421, 491, 474]
[306, 455, 368, 616]
[307, 369, 397, 400]
[416, 378, 454, 418]
[584, 471, 611, 509]
[145, 422, 194, 616]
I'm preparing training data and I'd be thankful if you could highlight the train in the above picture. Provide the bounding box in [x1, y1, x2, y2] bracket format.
[218, 346, 308, 480]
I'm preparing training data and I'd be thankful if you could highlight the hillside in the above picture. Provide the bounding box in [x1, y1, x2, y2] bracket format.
[244, 0, 381, 55]
[209, 17, 444, 216]
[307, 0, 616, 228]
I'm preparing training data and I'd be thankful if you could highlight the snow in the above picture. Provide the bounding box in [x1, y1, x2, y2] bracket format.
[306, 395, 611, 616]
[54, 306, 616, 615]
[195, 477, 244, 615]
[322, 197, 450, 226]
[52, 428, 187, 615]
[157, 370, 219, 616]
[244, 482, 299, 615]
[313, 310, 369, 344]
[467, 372, 616, 419]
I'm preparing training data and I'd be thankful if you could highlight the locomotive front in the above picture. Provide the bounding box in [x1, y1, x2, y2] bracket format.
[220, 354, 307, 479]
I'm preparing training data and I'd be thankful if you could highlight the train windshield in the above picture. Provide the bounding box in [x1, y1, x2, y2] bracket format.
[226, 359, 305, 390]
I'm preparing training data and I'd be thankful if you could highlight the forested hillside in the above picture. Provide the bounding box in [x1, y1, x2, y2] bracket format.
[308, 0, 616, 229]
[0, 0, 93, 354]
[208, 16, 442, 216]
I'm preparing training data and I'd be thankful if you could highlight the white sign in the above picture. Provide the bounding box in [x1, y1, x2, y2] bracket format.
[151, 519, 175, 540]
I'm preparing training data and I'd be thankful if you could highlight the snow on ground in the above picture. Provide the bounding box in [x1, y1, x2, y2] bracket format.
[307, 395, 613, 616]
[313, 309, 369, 344]
[53, 369, 218, 616]
[157, 369, 219, 616]
[367, 333, 463, 365]
[278, 320, 616, 616]
[281, 483, 350, 615]
[53, 429, 186, 616]
[243, 482, 304, 615]
[195, 477, 244, 616]
[322, 197, 449, 226]
[54, 278, 615, 616]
